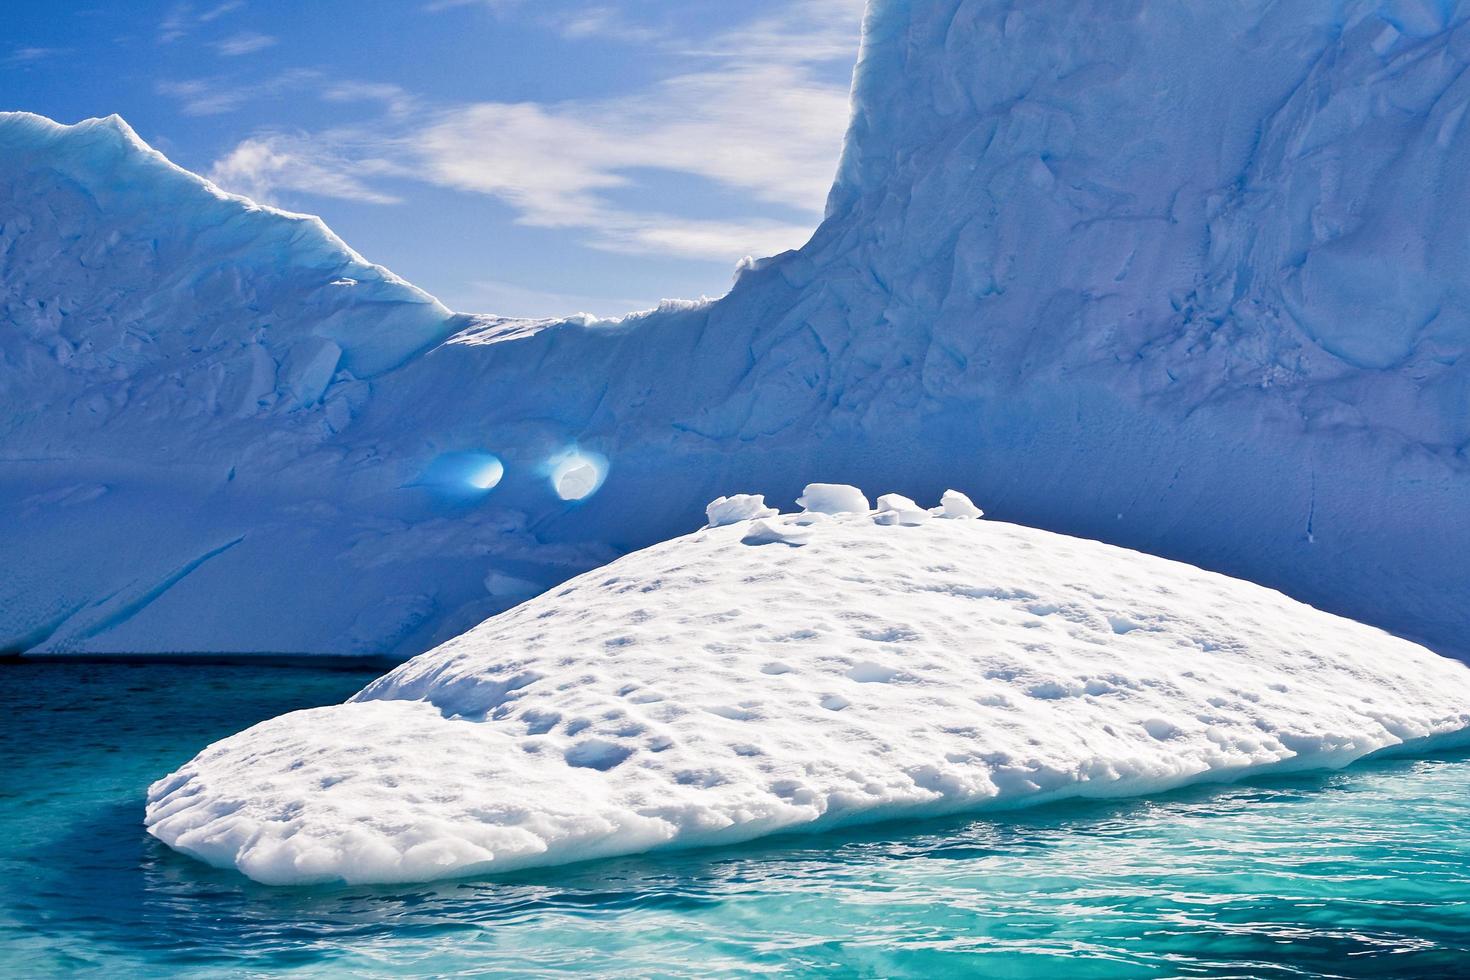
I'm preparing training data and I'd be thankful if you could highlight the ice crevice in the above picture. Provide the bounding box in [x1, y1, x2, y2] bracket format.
[31, 534, 247, 651]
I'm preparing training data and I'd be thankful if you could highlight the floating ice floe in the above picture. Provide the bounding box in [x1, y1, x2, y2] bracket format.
[146, 486, 1470, 886]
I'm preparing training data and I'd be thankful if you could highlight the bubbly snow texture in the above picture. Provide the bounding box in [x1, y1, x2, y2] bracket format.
[147, 503, 1470, 885]
[8, 0, 1470, 657]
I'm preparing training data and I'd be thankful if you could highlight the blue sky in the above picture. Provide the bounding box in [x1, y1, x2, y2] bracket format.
[3, 0, 863, 316]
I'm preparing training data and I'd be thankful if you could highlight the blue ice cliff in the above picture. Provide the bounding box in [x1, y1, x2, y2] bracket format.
[4, 0, 1470, 658]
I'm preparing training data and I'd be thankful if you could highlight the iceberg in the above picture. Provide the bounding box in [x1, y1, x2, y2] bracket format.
[145, 488, 1470, 885]
[6, 0, 1470, 658]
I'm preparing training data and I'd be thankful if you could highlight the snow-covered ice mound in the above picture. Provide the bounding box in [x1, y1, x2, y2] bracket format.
[146, 488, 1470, 885]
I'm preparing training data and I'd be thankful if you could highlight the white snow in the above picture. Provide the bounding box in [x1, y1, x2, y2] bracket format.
[937, 490, 983, 520]
[147, 491, 1470, 885]
[797, 483, 872, 515]
[705, 494, 778, 528]
[740, 517, 811, 547]
[874, 493, 930, 526]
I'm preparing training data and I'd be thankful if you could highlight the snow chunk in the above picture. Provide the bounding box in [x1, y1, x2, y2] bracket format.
[937, 490, 984, 520]
[147, 517, 1470, 886]
[874, 493, 930, 526]
[740, 518, 810, 547]
[796, 483, 870, 515]
[705, 494, 778, 528]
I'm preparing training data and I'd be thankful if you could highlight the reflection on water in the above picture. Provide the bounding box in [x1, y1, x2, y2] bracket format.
[3, 661, 1467, 977]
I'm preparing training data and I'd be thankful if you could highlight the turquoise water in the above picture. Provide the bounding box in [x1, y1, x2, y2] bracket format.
[2, 662, 1468, 978]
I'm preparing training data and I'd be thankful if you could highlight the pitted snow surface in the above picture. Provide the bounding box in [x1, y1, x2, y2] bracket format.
[147, 505, 1470, 885]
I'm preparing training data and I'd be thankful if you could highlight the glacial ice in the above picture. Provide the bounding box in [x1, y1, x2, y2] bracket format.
[145, 488, 1470, 885]
[6, 0, 1470, 658]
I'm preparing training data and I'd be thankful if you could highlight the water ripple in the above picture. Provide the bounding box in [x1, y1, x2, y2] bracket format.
[3, 663, 1468, 977]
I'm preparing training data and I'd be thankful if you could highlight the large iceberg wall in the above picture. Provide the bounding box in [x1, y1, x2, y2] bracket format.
[1, 114, 454, 418]
[0, 113, 469, 655]
[712, 0, 1470, 652]
[5, 0, 1470, 657]
[370, 0, 1470, 655]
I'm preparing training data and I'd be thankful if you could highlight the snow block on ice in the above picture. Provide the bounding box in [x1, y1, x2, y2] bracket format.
[874, 493, 930, 526]
[706, 494, 779, 528]
[797, 484, 871, 515]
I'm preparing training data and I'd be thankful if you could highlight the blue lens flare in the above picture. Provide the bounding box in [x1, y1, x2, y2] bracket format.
[549, 450, 607, 501]
[415, 451, 504, 495]
[466, 457, 504, 490]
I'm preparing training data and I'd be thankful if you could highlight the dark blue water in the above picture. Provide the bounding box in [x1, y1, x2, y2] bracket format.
[3, 661, 1468, 977]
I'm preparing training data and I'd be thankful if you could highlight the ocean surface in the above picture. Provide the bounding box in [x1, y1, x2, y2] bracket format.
[2, 660, 1467, 978]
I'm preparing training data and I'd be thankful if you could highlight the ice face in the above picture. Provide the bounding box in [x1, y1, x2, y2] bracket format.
[145, 507, 1470, 886]
[6, 0, 1470, 658]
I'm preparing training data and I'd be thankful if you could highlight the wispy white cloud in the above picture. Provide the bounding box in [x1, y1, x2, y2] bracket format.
[214, 31, 277, 56]
[321, 81, 418, 120]
[554, 5, 666, 44]
[159, 1, 246, 43]
[198, 1, 246, 23]
[411, 57, 850, 256]
[155, 68, 319, 115]
[209, 134, 406, 205]
[155, 72, 416, 121]
[204, 0, 863, 262]
[424, 1, 718, 46]
[4, 46, 71, 66]
[421, 0, 523, 14]
[675, 0, 860, 63]
[159, 6, 191, 42]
